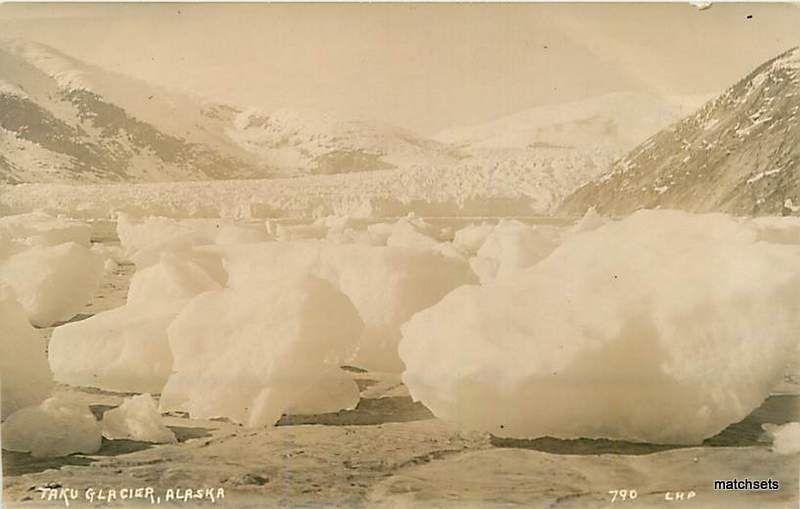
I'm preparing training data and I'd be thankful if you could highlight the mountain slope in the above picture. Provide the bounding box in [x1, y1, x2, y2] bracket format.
[0, 38, 458, 184]
[560, 48, 800, 217]
[0, 38, 264, 183]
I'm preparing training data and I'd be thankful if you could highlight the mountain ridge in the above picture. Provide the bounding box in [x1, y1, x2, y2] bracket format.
[0, 38, 458, 183]
[560, 47, 800, 217]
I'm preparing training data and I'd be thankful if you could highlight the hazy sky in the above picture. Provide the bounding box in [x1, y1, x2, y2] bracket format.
[2, 3, 800, 134]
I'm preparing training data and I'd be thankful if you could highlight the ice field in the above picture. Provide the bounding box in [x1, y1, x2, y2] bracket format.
[1, 208, 799, 508]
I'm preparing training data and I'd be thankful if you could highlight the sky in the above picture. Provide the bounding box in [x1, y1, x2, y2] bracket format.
[1, 3, 800, 134]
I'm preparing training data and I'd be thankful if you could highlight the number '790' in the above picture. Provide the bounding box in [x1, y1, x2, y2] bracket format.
[609, 489, 638, 502]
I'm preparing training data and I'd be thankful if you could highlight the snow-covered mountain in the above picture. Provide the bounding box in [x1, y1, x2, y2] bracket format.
[560, 48, 800, 217]
[226, 108, 461, 175]
[0, 38, 263, 183]
[0, 37, 727, 216]
[435, 92, 711, 152]
[431, 92, 712, 213]
[0, 38, 458, 184]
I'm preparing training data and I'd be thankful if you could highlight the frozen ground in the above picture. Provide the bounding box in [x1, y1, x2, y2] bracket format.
[2, 220, 799, 508]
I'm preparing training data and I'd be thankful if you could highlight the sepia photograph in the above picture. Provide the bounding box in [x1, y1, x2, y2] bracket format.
[1, 2, 799, 507]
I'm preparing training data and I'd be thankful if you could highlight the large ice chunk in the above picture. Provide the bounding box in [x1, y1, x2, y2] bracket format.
[118, 215, 270, 268]
[127, 252, 224, 307]
[48, 304, 179, 394]
[101, 394, 176, 444]
[117, 214, 218, 259]
[0, 242, 104, 327]
[48, 254, 222, 393]
[400, 210, 800, 444]
[319, 244, 476, 371]
[216, 242, 476, 371]
[0, 286, 53, 418]
[1, 394, 102, 458]
[160, 275, 363, 426]
[0, 212, 91, 248]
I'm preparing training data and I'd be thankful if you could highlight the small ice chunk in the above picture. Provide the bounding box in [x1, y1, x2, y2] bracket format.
[470, 220, 561, 283]
[453, 223, 494, 255]
[322, 215, 356, 232]
[1, 394, 101, 458]
[265, 219, 279, 238]
[101, 394, 177, 444]
[103, 258, 119, 273]
[763, 422, 800, 455]
[91, 243, 127, 264]
[91, 243, 122, 274]
[0, 242, 104, 327]
[0, 286, 53, 417]
[366, 222, 399, 245]
[386, 219, 439, 250]
[691, 1, 712, 11]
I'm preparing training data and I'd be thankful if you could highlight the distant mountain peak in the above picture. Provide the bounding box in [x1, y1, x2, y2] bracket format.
[435, 91, 713, 153]
[1, 37, 93, 92]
